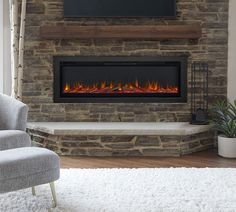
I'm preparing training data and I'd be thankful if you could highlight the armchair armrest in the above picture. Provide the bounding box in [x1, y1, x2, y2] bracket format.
[0, 94, 29, 131]
[0, 130, 31, 151]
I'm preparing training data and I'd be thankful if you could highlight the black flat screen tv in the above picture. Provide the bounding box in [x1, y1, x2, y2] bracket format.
[64, 0, 176, 18]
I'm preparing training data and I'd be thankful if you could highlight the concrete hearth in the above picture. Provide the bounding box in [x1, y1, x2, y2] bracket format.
[27, 122, 215, 157]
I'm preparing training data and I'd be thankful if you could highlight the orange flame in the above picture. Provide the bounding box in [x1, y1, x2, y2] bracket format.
[63, 80, 179, 94]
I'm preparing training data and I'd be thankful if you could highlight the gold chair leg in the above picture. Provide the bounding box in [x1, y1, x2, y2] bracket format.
[32, 187, 36, 196]
[49, 182, 57, 208]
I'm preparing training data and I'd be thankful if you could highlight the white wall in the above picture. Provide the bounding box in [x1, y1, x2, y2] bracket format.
[0, 0, 11, 95]
[228, 0, 236, 102]
[0, 0, 3, 93]
[3, 0, 11, 95]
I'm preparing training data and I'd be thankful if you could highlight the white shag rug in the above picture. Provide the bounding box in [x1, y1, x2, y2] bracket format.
[1, 168, 236, 212]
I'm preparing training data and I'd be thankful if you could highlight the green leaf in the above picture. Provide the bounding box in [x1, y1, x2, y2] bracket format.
[211, 99, 236, 138]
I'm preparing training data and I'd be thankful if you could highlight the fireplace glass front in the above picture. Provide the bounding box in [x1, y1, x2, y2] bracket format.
[54, 56, 187, 103]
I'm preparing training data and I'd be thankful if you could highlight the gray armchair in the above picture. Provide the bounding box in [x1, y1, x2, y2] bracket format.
[0, 94, 31, 150]
[0, 95, 59, 208]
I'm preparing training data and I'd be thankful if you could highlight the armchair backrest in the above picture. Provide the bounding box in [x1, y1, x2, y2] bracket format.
[0, 94, 29, 131]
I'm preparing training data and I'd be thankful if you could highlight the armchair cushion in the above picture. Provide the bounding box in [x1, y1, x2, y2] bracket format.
[0, 94, 28, 131]
[0, 147, 60, 193]
[0, 130, 31, 151]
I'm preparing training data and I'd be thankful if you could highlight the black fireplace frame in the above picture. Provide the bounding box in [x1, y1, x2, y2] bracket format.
[53, 56, 188, 103]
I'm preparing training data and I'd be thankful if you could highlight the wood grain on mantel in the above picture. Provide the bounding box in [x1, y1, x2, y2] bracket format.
[40, 24, 202, 39]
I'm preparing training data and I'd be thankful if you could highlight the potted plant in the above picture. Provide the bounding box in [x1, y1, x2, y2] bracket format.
[212, 100, 236, 158]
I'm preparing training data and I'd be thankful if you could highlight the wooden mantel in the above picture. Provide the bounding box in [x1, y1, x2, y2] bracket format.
[40, 24, 202, 40]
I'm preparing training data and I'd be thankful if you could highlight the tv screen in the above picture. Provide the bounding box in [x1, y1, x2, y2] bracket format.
[64, 0, 176, 18]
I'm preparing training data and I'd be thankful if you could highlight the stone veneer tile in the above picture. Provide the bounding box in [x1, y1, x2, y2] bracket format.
[27, 129, 215, 157]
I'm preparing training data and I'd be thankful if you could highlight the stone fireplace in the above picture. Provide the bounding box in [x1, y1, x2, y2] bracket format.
[24, 0, 228, 156]
[23, 0, 228, 123]
[54, 56, 187, 103]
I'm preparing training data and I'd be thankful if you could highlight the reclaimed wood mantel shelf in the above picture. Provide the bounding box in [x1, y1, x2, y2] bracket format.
[39, 24, 202, 40]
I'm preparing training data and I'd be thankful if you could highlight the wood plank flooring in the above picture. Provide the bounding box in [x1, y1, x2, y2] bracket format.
[61, 149, 236, 168]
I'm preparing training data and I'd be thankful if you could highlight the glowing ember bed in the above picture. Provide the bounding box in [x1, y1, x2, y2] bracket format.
[63, 80, 179, 95]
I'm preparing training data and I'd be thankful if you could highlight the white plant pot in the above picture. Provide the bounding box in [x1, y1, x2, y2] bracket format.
[218, 136, 236, 158]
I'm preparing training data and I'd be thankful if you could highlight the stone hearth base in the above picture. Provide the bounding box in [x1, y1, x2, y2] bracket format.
[27, 122, 215, 157]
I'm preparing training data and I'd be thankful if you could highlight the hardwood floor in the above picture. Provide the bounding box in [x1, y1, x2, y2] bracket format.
[61, 149, 236, 168]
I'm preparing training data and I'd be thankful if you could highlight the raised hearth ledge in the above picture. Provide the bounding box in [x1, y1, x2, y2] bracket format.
[27, 122, 212, 136]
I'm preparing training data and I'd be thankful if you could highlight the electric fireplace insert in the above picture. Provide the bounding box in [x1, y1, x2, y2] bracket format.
[54, 56, 187, 103]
